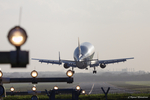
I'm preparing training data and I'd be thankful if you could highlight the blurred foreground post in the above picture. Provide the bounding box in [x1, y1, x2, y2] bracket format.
[101, 87, 110, 100]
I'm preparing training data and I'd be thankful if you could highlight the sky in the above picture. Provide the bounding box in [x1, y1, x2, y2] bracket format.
[0, 0, 150, 73]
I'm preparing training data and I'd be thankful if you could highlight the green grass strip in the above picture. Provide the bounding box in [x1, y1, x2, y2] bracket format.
[3, 94, 150, 100]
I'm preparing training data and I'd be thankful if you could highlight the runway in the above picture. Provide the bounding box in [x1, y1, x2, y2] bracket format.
[73, 82, 136, 94]
[4, 82, 137, 94]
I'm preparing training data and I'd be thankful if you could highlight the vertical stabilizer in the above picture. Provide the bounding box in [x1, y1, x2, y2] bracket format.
[78, 37, 81, 58]
[97, 52, 99, 60]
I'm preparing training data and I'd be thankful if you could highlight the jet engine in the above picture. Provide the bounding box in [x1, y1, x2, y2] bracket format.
[100, 63, 106, 69]
[64, 63, 70, 69]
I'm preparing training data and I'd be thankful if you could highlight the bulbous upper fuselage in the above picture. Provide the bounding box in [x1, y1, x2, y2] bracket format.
[74, 42, 95, 69]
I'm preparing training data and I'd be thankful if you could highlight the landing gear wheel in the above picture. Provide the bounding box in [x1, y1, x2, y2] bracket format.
[71, 67, 75, 74]
[72, 70, 75, 74]
[93, 71, 97, 74]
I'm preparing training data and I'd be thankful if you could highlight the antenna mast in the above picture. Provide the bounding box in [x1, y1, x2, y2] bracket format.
[19, 7, 22, 26]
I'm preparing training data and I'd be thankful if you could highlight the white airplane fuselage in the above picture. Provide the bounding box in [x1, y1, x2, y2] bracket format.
[73, 42, 95, 69]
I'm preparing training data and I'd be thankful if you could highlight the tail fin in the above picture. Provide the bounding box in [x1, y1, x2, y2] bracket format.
[59, 51, 61, 62]
[97, 52, 99, 60]
[78, 37, 81, 57]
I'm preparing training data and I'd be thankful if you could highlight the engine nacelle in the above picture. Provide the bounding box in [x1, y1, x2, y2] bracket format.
[64, 63, 70, 69]
[100, 63, 106, 69]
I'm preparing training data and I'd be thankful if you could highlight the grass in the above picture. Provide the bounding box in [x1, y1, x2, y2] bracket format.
[108, 81, 150, 93]
[125, 81, 150, 86]
[3, 94, 150, 100]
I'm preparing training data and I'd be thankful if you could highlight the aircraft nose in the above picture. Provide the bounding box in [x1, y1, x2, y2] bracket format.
[78, 57, 83, 62]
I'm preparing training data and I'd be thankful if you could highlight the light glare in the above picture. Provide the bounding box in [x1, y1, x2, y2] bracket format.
[12, 36, 23, 44]
[10, 31, 25, 46]
[10, 87, 15, 92]
[82, 90, 85, 94]
[54, 86, 58, 90]
[32, 86, 36, 91]
[32, 72, 37, 77]
[31, 70, 38, 78]
[66, 70, 73, 77]
[76, 85, 80, 90]
[0, 71, 3, 78]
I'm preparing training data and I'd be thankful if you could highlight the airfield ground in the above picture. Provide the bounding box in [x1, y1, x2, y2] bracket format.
[4, 81, 150, 94]
[3, 72, 150, 99]
[2, 81, 150, 100]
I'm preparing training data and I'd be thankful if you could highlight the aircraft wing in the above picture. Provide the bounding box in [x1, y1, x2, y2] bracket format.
[32, 58, 62, 65]
[98, 57, 134, 64]
[32, 58, 77, 67]
[61, 60, 76, 67]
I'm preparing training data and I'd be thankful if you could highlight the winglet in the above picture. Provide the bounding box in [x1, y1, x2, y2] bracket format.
[59, 51, 61, 62]
[126, 57, 134, 60]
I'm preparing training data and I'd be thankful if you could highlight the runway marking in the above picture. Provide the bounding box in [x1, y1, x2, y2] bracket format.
[88, 83, 95, 94]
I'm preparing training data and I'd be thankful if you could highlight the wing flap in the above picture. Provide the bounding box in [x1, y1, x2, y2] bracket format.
[32, 58, 62, 65]
[32, 58, 77, 67]
[61, 60, 76, 67]
[98, 57, 134, 64]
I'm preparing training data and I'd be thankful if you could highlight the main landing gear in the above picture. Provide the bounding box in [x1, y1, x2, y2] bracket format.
[93, 70, 97, 74]
[93, 67, 97, 74]
[72, 67, 75, 74]
[72, 70, 75, 74]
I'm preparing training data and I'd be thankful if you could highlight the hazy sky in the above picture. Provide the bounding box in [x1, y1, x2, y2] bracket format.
[0, 0, 150, 73]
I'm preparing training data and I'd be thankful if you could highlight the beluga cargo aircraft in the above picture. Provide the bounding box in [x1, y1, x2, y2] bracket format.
[32, 39, 134, 74]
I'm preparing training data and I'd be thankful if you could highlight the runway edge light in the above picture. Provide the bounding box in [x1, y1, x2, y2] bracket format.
[32, 86, 36, 91]
[76, 85, 81, 91]
[66, 70, 73, 77]
[53, 86, 58, 90]
[82, 90, 85, 94]
[10, 87, 15, 92]
[0, 71, 3, 78]
[31, 70, 38, 78]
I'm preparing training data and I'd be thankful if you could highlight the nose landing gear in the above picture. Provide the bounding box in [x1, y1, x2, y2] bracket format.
[72, 70, 75, 74]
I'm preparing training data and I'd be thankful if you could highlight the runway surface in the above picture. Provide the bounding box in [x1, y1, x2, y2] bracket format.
[72, 82, 136, 94]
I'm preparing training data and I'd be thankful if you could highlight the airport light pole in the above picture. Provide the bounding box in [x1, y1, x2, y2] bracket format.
[0, 85, 5, 97]
[0, 71, 5, 100]
[1, 77, 73, 84]
[0, 26, 29, 68]
[31, 95, 38, 100]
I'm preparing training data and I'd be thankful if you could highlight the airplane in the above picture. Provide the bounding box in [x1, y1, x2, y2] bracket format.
[32, 39, 134, 74]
